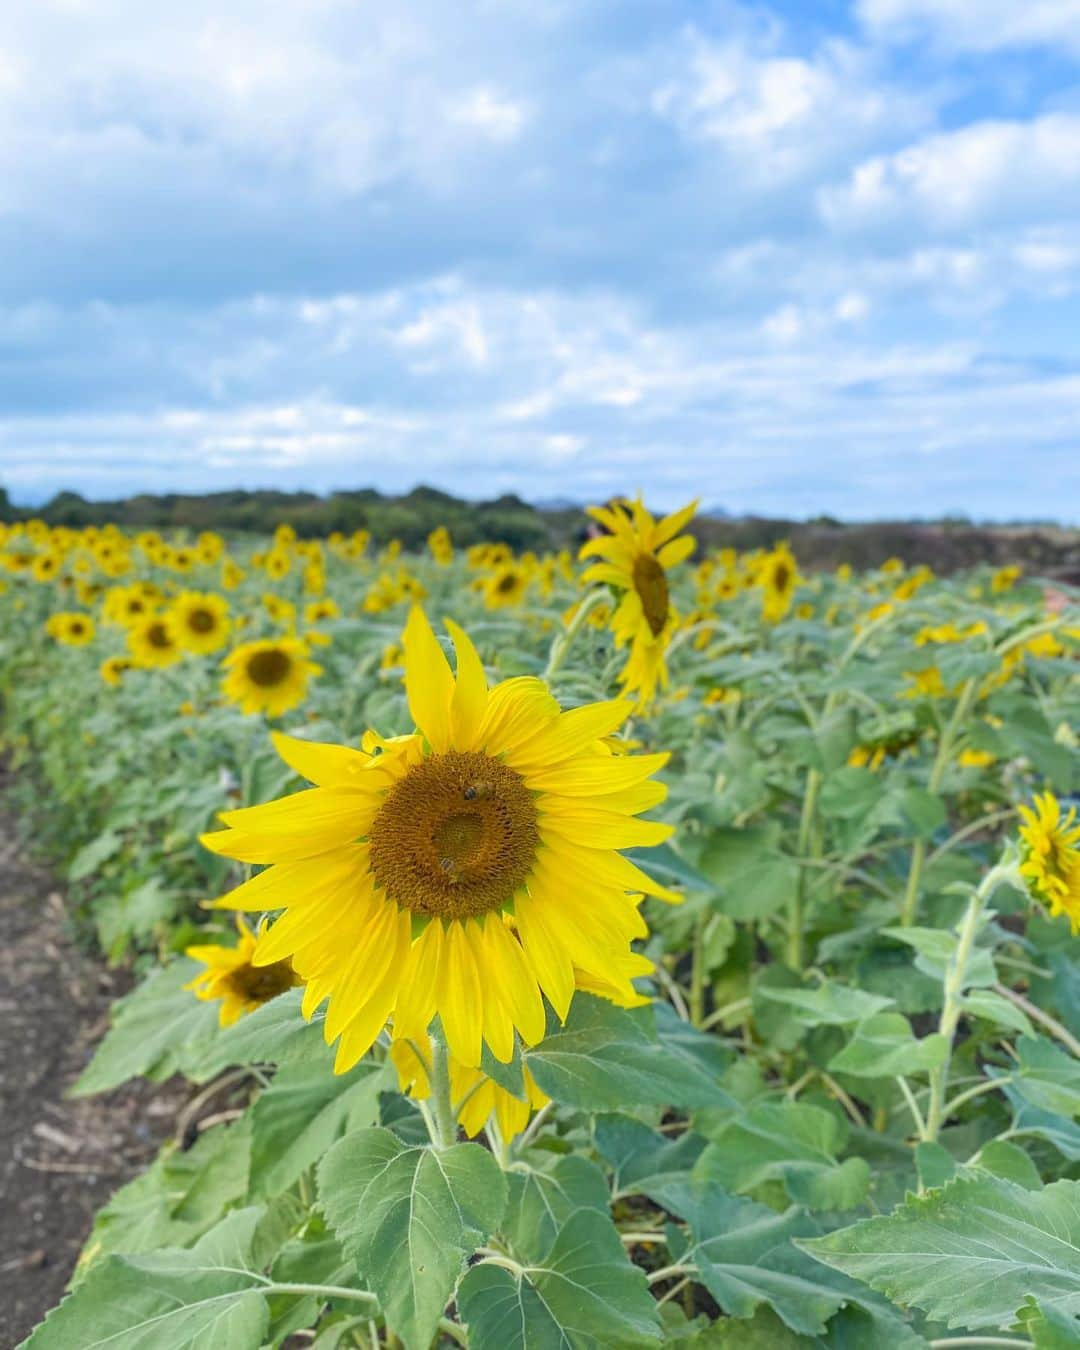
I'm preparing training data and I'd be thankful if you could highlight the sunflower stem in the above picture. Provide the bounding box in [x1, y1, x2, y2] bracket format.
[689, 910, 707, 1026]
[428, 1029, 458, 1150]
[788, 766, 821, 972]
[544, 588, 610, 683]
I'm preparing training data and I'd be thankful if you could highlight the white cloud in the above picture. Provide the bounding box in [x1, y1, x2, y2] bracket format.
[820, 115, 1080, 229]
[858, 0, 1080, 55]
[448, 87, 527, 142]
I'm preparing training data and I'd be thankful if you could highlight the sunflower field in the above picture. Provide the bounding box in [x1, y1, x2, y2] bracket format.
[2, 504, 1079, 1349]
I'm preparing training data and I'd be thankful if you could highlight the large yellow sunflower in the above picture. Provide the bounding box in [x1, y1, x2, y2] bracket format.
[201, 608, 676, 1074]
[1019, 791, 1080, 932]
[128, 614, 182, 667]
[168, 590, 232, 655]
[579, 497, 698, 708]
[185, 918, 300, 1027]
[221, 637, 321, 717]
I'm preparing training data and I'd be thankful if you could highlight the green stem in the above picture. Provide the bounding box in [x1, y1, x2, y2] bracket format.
[428, 1030, 458, 1150]
[689, 911, 707, 1026]
[900, 676, 978, 927]
[789, 767, 822, 971]
[543, 589, 609, 682]
[923, 862, 1008, 1142]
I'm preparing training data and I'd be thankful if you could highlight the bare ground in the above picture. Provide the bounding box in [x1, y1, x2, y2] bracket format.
[0, 812, 186, 1348]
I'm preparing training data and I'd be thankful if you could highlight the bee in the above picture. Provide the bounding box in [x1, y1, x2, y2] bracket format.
[439, 857, 462, 883]
[463, 781, 494, 801]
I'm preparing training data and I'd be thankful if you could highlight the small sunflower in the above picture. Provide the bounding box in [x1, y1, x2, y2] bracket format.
[579, 497, 698, 708]
[758, 544, 800, 623]
[32, 552, 62, 583]
[390, 1034, 548, 1141]
[100, 655, 132, 687]
[168, 591, 232, 655]
[1018, 792, 1080, 932]
[185, 918, 300, 1027]
[48, 611, 96, 646]
[128, 614, 182, 668]
[221, 637, 321, 717]
[482, 564, 529, 608]
[305, 598, 340, 625]
[202, 607, 676, 1074]
[428, 526, 454, 566]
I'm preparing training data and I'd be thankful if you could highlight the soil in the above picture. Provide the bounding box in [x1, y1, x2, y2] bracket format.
[0, 809, 188, 1348]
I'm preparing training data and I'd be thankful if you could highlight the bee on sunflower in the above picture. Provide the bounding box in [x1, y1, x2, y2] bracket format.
[168, 591, 232, 655]
[579, 497, 698, 710]
[185, 918, 301, 1027]
[201, 607, 677, 1075]
[221, 636, 321, 716]
[127, 614, 182, 668]
[1018, 792, 1080, 932]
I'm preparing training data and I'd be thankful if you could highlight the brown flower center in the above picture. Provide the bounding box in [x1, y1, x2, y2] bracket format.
[368, 750, 539, 920]
[228, 959, 295, 1004]
[247, 648, 292, 687]
[632, 553, 669, 637]
[147, 621, 172, 649]
[188, 608, 216, 634]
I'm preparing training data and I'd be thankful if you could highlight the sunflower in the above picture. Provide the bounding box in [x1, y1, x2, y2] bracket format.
[32, 552, 62, 583]
[128, 614, 182, 668]
[100, 655, 132, 687]
[104, 585, 155, 628]
[48, 611, 96, 646]
[168, 591, 232, 655]
[265, 549, 291, 580]
[201, 607, 676, 1074]
[1018, 792, 1080, 932]
[185, 918, 300, 1027]
[263, 593, 297, 627]
[482, 564, 529, 608]
[758, 543, 800, 623]
[305, 598, 340, 625]
[390, 1033, 548, 1141]
[221, 637, 321, 716]
[579, 497, 698, 708]
[428, 526, 453, 566]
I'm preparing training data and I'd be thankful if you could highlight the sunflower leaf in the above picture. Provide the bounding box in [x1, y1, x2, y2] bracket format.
[317, 1126, 506, 1350]
[458, 1207, 662, 1350]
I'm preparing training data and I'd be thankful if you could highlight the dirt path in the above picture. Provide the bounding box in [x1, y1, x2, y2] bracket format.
[0, 806, 185, 1348]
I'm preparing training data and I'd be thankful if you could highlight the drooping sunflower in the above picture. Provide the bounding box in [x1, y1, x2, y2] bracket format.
[201, 607, 676, 1074]
[168, 590, 232, 655]
[100, 655, 132, 687]
[1018, 791, 1080, 932]
[390, 1033, 549, 1141]
[579, 497, 698, 709]
[128, 614, 182, 668]
[185, 918, 301, 1027]
[221, 637, 322, 717]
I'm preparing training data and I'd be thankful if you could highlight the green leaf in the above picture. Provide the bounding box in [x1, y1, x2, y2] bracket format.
[458, 1208, 661, 1349]
[26, 1208, 272, 1349]
[802, 1175, 1080, 1330]
[594, 1114, 706, 1199]
[898, 788, 947, 839]
[828, 1013, 948, 1079]
[200, 988, 330, 1074]
[757, 982, 894, 1028]
[72, 959, 220, 1095]
[653, 1179, 848, 1336]
[524, 996, 732, 1110]
[961, 989, 1035, 1036]
[973, 1140, 1043, 1190]
[249, 1061, 389, 1199]
[1012, 1036, 1080, 1118]
[696, 827, 798, 921]
[80, 1119, 252, 1267]
[317, 1126, 506, 1350]
[1017, 1296, 1080, 1349]
[881, 926, 997, 988]
[914, 1141, 955, 1191]
[502, 1154, 610, 1264]
[68, 829, 124, 881]
[695, 1101, 870, 1211]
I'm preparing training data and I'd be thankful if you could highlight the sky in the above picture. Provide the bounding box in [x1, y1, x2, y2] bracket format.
[1, 0, 1078, 520]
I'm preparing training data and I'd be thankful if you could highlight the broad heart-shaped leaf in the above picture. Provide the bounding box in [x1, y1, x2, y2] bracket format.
[200, 988, 331, 1074]
[249, 1060, 389, 1199]
[757, 981, 894, 1028]
[501, 1154, 610, 1264]
[72, 959, 220, 1095]
[696, 826, 798, 921]
[694, 1100, 871, 1211]
[650, 1178, 849, 1336]
[828, 1013, 948, 1079]
[26, 1208, 273, 1349]
[458, 1207, 661, 1350]
[317, 1126, 506, 1350]
[594, 1114, 706, 1199]
[79, 1118, 252, 1267]
[881, 926, 998, 988]
[801, 1175, 1080, 1331]
[524, 995, 732, 1110]
[1010, 1035, 1080, 1118]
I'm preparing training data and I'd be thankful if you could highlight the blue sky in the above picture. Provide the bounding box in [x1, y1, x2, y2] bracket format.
[1, 0, 1078, 519]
